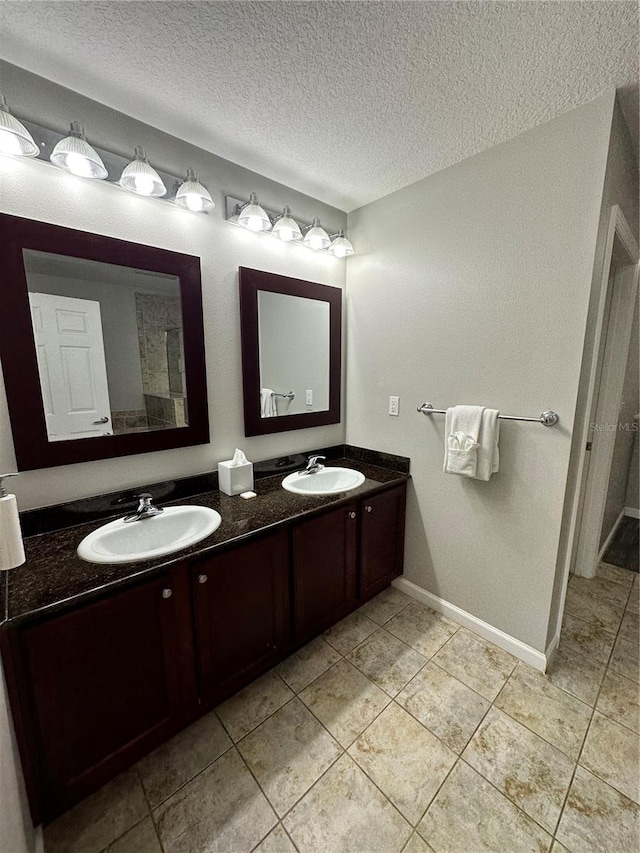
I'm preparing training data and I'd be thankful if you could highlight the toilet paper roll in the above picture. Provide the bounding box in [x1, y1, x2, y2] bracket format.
[0, 493, 25, 570]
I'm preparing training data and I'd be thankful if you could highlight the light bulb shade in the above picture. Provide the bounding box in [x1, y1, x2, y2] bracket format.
[303, 218, 330, 250]
[50, 123, 107, 179]
[329, 230, 354, 257]
[238, 193, 272, 232]
[175, 170, 214, 212]
[0, 97, 39, 157]
[272, 207, 302, 241]
[119, 147, 166, 197]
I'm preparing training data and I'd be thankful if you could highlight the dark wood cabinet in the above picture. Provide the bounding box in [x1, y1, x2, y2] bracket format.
[9, 564, 195, 822]
[3, 478, 407, 824]
[360, 485, 407, 601]
[292, 483, 407, 643]
[192, 529, 289, 705]
[293, 502, 358, 642]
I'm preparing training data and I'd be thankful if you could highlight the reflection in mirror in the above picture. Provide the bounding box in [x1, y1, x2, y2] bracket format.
[23, 250, 188, 443]
[257, 290, 330, 417]
[239, 267, 341, 437]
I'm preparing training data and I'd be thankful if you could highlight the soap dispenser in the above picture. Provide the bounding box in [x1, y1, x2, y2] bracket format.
[0, 473, 26, 570]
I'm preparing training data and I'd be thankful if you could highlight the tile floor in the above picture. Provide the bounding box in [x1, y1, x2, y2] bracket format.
[44, 564, 639, 853]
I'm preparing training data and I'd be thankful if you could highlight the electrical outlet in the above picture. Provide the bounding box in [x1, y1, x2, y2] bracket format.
[306, 390, 313, 405]
[389, 396, 400, 416]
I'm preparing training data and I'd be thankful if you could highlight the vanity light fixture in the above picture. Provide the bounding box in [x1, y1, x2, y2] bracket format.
[272, 206, 303, 242]
[328, 228, 354, 257]
[303, 217, 331, 251]
[50, 122, 108, 179]
[119, 146, 166, 197]
[0, 98, 215, 214]
[0, 95, 39, 158]
[175, 168, 214, 212]
[237, 193, 272, 232]
[226, 195, 354, 257]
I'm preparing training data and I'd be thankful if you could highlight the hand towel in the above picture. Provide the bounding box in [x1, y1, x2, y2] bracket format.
[444, 405, 484, 477]
[260, 388, 277, 418]
[443, 405, 500, 480]
[475, 408, 500, 481]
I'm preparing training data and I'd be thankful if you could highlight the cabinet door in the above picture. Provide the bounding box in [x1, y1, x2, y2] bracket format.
[193, 529, 289, 706]
[16, 566, 193, 821]
[360, 484, 407, 601]
[293, 502, 358, 643]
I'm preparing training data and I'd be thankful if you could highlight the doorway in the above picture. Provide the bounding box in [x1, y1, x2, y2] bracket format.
[571, 206, 639, 581]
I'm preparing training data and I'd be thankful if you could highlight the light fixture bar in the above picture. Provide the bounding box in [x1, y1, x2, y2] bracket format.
[225, 196, 351, 256]
[10, 117, 211, 211]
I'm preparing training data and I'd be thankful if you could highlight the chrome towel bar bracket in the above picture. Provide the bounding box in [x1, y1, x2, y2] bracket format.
[416, 403, 559, 427]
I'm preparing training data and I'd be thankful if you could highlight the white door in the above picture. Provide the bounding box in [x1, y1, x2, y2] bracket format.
[29, 293, 112, 441]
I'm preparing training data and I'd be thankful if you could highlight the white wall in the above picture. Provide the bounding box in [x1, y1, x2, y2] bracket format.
[345, 94, 615, 653]
[0, 62, 347, 511]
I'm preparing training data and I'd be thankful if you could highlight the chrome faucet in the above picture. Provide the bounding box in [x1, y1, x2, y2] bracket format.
[300, 455, 326, 475]
[123, 493, 164, 523]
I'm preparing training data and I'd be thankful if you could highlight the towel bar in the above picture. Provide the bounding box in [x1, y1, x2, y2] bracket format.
[272, 391, 295, 400]
[416, 403, 559, 427]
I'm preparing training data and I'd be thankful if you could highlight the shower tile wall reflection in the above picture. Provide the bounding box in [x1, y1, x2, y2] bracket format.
[135, 293, 187, 429]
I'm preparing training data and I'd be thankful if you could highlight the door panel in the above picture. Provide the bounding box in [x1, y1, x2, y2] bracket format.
[29, 292, 112, 440]
[19, 570, 190, 819]
[293, 503, 357, 642]
[193, 530, 289, 705]
[360, 485, 406, 601]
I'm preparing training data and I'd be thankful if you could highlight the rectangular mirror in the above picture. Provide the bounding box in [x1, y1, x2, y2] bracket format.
[0, 214, 209, 470]
[239, 267, 341, 436]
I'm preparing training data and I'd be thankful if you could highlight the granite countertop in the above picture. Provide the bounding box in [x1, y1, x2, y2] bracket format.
[1, 458, 409, 627]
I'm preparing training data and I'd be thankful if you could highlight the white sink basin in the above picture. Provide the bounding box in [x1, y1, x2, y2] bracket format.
[77, 505, 222, 564]
[282, 467, 365, 496]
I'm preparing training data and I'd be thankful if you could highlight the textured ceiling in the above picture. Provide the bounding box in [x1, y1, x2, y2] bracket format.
[0, 1, 637, 211]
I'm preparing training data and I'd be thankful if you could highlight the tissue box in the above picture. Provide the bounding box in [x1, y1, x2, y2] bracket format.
[218, 459, 254, 496]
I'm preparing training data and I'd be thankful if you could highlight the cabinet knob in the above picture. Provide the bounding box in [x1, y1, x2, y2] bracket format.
[198, 574, 208, 584]
[348, 511, 356, 519]
[161, 588, 173, 599]
[365, 505, 372, 513]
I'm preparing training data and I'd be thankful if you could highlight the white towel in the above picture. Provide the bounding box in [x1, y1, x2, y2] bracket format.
[260, 388, 277, 418]
[476, 408, 500, 481]
[444, 405, 500, 480]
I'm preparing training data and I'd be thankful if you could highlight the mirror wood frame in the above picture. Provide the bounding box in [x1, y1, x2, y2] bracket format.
[0, 213, 209, 471]
[239, 266, 341, 437]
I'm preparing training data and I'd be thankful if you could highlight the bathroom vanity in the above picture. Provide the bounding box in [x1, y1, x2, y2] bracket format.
[0, 452, 407, 824]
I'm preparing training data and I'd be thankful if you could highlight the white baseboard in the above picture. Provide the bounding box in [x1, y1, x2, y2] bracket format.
[597, 508, 626, 562]
[392, 578, 548, 672]
[625, 507, 640, 519]
[544, 628, 561, 670]
[34, 826, 44, 853]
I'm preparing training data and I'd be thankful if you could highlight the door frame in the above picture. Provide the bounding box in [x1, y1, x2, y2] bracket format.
[568, 205, 639, 583]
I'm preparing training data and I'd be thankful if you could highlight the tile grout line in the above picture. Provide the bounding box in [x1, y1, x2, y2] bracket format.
[550, 567, 637, 842]
[406, 647, 571, 845]
[490, 665, 593, 763]
[135, 767, 165, 853]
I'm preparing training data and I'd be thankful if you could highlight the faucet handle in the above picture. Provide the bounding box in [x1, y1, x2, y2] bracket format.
[137, 493, 154, 508]
[308, 455, 326, 466]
